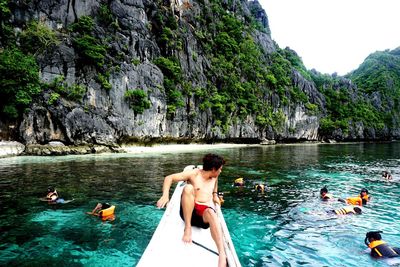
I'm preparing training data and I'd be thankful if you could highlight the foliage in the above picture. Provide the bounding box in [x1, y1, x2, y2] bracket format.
[266, 51, 292, 97]
[282, 48, 312, 81]
[256, 108, 286, 131]
[0, 48, 41, 118]
[319, 117, 338, 135]
[48, 92, 60, 105]
[0, 0, 10, 17]
[72, 34, 107, 67]
[154, 57, 182, 81]
[148, 0, 317, 131]
[70, 16, 94, 34]
[70, 16, 107, 67]
[348, 49, 400, 94]
[47, 76, 86, 102]
[154, 56, 184, 115]
[305, 102, 318, 115]
[131, 58, 140, 66]
[310, 69, 388, 133]
[0, 0, 15, 47]
[290, 87, 308, 103]
[98, 4, 114, 26]
[19, 21, 59, 55]
[125, 89, 151, 114]
[1, 0, 393, 139]
[346, 48, 400, 130]
[96, 73, 112, 91]
[150, 9, 182, 55]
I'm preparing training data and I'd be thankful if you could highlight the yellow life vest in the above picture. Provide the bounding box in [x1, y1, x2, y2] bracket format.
[369, 240, 386, 249]
[369, 240, 399, 258]
[234, 178, 244, 186]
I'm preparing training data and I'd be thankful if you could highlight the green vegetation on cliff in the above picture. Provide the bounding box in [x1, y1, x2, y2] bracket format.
[125, 89, 151, 115]
[347, 48, 400, 128]
[349, 48, 400, 95]
[1, 0, 399, 141]
[311, 70, 388, 135]
[150, 0, 319, 132]
[0, 48, 41, 118]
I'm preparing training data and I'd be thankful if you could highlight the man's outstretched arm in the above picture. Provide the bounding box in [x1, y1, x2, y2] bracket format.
[156, 170, 194, 208]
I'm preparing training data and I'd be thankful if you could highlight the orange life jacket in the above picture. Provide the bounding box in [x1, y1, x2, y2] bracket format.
[99, 205, 115, 218]
[346, 196, 362, 206]
[361, 194, 370, 202]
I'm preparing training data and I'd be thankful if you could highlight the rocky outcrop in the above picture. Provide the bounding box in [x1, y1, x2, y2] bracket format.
[0, 141, 25, 158]
[3, 0, 335, 147]
[1, 0, 396, 154]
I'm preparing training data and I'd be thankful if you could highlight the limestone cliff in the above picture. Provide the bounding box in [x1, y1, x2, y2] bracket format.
[0, 0, 398, 153]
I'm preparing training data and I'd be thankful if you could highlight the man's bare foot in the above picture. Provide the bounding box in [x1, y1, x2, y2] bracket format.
[182, 227, 192, 243]
[218, 253, 227, 267]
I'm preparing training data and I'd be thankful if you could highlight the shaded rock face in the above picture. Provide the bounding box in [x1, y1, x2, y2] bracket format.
[5, 0, 391, 148]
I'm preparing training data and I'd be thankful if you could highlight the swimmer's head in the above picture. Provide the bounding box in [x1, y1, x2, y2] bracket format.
[360, 188, 368, 195]
[47, 186, 55, 192]
[366, 231, 382, 241]
[320, 186, 328, 196]
[353, 207, 362, 214]
[101, 203, 111, 209]
[255, 184, 264, 193]
[365, 231, 382, 246]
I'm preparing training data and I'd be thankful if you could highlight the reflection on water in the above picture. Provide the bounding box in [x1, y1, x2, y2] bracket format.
[0, 142, 399, 266]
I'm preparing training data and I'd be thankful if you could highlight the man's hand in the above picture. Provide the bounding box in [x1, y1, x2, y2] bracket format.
[156, 195, 169, 208]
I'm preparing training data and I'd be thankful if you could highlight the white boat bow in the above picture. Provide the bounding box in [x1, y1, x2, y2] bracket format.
[137, 165, 241, 267]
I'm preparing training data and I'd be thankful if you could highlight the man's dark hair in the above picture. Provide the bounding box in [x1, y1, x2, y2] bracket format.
[320, 186, 328, 195]
[256, 184, 262, 193]
[101, 203, 111, 210]
[354, 207, 362, 214]
[202, 154, 225, 171]
[48, 186, 55, 192]
[366, 231, 382, 240]
[360, 188, 369, 194]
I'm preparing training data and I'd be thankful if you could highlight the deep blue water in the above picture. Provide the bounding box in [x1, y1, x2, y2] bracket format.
[0, 142, 399, 266]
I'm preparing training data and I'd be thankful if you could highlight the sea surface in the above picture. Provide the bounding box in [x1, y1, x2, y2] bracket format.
[0, 142, 399, 266]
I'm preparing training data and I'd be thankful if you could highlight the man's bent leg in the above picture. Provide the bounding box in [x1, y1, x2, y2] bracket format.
[181, 184, 195, 243]
[203, 209, 227, 267]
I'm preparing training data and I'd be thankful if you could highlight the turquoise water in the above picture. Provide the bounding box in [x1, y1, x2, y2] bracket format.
[0, 143, 399, 266]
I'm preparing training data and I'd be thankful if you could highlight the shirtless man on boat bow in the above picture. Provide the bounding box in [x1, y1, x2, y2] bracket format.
[156, 153, 227, 267]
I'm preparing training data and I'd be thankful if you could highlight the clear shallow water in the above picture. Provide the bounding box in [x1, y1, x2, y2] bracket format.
[0, 143, 399, 266]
